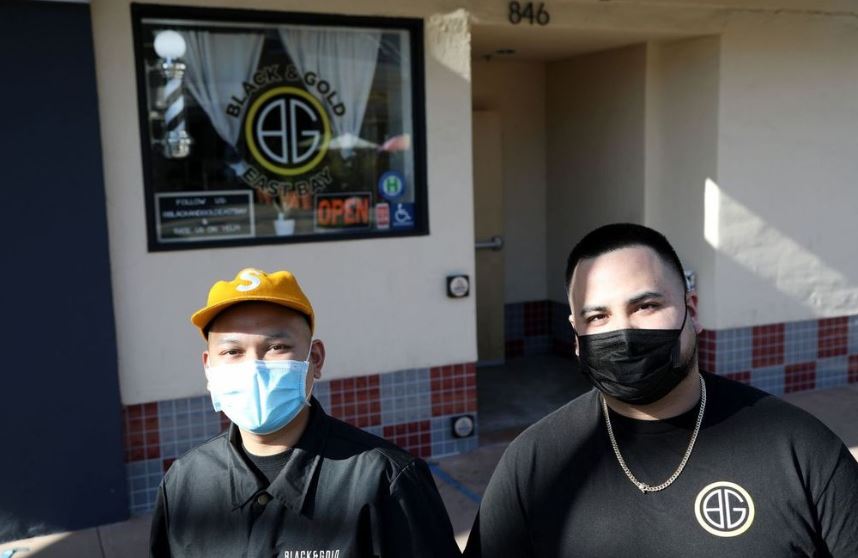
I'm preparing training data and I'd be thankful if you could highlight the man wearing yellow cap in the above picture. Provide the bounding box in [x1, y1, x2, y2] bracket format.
[149, 268, 460, 558]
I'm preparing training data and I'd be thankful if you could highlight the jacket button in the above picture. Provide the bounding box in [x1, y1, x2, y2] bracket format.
[257, 493, 271, 506]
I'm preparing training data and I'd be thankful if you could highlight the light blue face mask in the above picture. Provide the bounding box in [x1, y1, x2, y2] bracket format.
[205, 342, 314, 435]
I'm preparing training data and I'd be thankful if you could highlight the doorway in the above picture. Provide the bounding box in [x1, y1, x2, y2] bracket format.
[469, 23, 678, 441]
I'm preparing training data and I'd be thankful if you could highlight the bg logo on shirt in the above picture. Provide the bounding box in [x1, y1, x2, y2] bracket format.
[694, 481, 755, 537]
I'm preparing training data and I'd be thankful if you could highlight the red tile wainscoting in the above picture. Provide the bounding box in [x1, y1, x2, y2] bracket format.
[382, 420, 432, 459]
[818, 317, 848, 358]
[328, 374, 381, 428]
[752, 324, 785, 368]
[430, 363, 477, 416]
[123, 402, 160, 462]
[785, 362, 817, 394]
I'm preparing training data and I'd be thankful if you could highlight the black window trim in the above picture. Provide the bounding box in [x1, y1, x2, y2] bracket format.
[130, 2, 429, 252]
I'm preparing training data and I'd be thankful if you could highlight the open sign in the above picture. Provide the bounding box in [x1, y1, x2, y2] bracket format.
[314, 193, 372, 230]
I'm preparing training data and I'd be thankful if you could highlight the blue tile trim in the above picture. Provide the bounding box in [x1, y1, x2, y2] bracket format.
[750, 365, 785, 395]
[816, 355, 848, 389]
[715, 327, 752, 374]
[785, 320, 818, 365]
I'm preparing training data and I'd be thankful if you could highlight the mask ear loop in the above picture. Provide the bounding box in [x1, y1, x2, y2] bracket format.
[678, 299, 689, 332]
[569, 322, 580, 356]
[671, 295, 690, 365]
[305, 337, 315, 363]
[303, 338, 317, 406]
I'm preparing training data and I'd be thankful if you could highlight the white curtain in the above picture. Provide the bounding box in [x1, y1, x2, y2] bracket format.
[181, 31, 265, 147]
[278, 26, 381, 156]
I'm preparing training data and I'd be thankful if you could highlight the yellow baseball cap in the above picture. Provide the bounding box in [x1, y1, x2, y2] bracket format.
[190, 268, 315, 337]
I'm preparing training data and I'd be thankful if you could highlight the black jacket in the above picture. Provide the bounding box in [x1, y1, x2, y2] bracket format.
[150, 397, 461, 557]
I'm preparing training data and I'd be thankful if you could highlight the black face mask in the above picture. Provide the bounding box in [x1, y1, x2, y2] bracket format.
[576, 305, 695, 405]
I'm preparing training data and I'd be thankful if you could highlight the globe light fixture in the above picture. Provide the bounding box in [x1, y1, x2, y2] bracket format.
[154, 30, 186, 61]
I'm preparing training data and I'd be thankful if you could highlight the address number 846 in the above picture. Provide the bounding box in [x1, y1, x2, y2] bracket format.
[509, 2, 550, 25]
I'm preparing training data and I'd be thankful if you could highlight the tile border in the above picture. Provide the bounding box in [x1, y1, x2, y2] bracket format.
[122, 361, 478, 515]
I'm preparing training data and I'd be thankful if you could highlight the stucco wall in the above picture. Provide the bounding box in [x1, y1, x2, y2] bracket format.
[90, 0, 476, 404]
[90, 0, 858, 404]
[544, 12, 858, 330]
[545, 44, 649, 303]
[472, 59, 548, 304]
[644, 11, 858, 330]
[712, 12, 858, 328]
[644, 36, 720, 326]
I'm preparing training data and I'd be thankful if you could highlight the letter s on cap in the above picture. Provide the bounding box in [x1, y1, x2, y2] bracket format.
[236, 269, 262, 292]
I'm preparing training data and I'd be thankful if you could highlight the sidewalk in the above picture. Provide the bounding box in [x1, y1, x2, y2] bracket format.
[3, 382, 856, 557]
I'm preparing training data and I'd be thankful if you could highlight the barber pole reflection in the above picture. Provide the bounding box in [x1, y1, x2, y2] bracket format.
[163, 68, 184, 133]
[160, 60, 192, 158]
[154, 30, 192, 158]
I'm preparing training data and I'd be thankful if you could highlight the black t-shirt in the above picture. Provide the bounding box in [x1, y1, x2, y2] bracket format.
[241, 444, 292, 485]
[465, 373, 858, 557]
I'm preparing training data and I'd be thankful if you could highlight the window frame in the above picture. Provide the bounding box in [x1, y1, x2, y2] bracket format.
[131, 2, 429, 252]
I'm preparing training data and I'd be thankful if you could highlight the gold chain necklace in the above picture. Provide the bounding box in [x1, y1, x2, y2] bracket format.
[600, 374, 706, 494]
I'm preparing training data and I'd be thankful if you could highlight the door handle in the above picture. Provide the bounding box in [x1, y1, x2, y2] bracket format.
[476, 235, 504, 251]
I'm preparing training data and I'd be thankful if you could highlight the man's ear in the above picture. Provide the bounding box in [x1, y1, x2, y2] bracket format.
[309, 339, 326, 379]
[202, 351, 210, 368]
[686, 291, 703, 334]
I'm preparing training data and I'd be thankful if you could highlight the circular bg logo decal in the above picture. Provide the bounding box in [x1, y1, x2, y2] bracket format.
[694, 481, 755, 537]
[244, 86, 331, 177]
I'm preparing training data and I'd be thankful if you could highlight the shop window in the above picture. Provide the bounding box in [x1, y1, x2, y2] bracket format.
[132, 4, 427, 250]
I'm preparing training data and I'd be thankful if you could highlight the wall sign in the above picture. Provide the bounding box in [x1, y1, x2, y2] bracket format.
[156, 191, 254, 242]
[132, 4, 428, 251]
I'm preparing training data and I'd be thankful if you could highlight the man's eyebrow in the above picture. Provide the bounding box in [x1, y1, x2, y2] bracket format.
[627, 291, 665, 305]
[263, 332, 293, 341]
[579, 304, 608, 318]
[212, 332, 293, 345]
[213, 336, 242, 346]
[578, 291, 665, 317]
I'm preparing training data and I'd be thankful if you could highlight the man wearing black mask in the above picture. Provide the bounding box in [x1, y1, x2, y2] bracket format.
[464, 223, 858, 557]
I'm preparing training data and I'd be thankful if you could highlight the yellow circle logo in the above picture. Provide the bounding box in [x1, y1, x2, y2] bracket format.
[694, 481, 755, 537]
[244, 86, 331, 177]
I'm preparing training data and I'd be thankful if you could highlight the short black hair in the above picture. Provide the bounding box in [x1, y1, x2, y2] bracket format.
[564, 223, 687, 294]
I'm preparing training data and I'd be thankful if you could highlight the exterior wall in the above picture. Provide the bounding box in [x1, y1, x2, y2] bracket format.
[89, 0, 483, 515]
[90, 0, 477, 405]
[644, 36, 720, 326]
[552, 13, 858, 331]
[9, 0, 856, 531]
[91, 0, 858, 408]
[545, 44, 649, 303]
[472, 59, 548, 304]
[711, 12, 858, 328]
[698, 315, 858, 395]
